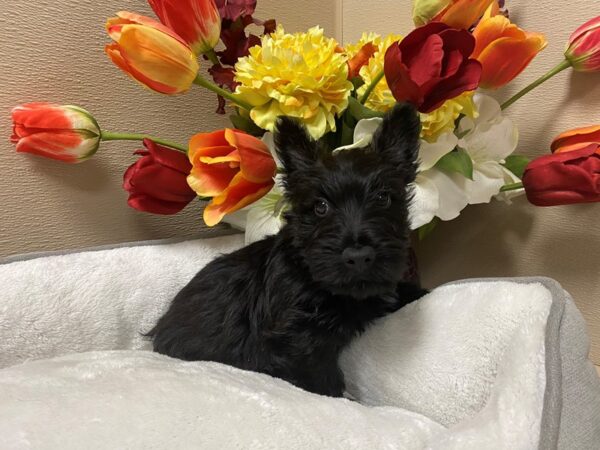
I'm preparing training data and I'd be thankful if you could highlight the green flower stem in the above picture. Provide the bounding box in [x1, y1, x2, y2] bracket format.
[501, 59, 572, 110]
[359, 70, 385, 105]
[100, 131, 188, 153]
[193, 74, 253, 111]
[500, 182, 524, 192]
[205, 49, 220, 66]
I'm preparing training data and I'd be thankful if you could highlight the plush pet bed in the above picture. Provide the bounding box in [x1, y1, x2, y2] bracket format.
[0, 236, 599, 449]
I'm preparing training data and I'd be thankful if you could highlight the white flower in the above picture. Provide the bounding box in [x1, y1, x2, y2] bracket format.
[409, 94, 523, 228]
[406, 131, 466, 229]
[409, 169, 469, 229]
[418, 132, 459, 171]
[261, 132, 283, 168]
[457, 93, 521, 205]
[333, 117, 383, 153]
[495, 168, 525, 204]
[244, 181, 286, 245]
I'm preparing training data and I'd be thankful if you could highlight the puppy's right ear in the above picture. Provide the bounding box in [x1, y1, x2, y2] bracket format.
[274, 117, 318, 174]
[372, 102, 421, 184]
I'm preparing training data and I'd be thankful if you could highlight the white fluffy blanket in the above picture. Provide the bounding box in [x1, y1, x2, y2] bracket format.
[0, 236, 246, 368]
[0, 236, 568, 449]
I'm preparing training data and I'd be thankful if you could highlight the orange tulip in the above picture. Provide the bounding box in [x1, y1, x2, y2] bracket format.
[347, 42, 377, 80]
[148, 0, 221, 55]
[105, 11, 199, 95]
[187, 129, 277, 226]
[472, 8, 547, 89]
[413, 0, 495, 30]
[551, 124, 600, 153]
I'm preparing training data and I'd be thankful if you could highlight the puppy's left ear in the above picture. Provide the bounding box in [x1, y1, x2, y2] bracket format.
[274, 116, 318, 175]
[372, 103, 421, 183]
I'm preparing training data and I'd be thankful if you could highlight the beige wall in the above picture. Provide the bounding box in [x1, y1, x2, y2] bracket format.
[1, 1, 599, 364]
[0, 0, 340, 256]
[343, 0, 600, 364]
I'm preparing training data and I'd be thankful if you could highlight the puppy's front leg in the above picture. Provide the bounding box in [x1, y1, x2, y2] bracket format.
[289, 359, 345, 397]
[395, 282, 429, 309]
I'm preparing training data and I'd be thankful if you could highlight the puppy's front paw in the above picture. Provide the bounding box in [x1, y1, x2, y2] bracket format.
[396, 282, 429, 306]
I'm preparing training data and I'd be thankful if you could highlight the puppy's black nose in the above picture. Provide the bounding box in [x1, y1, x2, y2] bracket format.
[342, 246, 375, 271]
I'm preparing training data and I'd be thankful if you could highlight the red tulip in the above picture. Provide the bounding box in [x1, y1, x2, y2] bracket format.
[384, 22, 482, 113]
[124, 139, 196, 214]
[187, 129, 276, 226]
[565, 16, 600, 72]
[148, 0, 221, 55]
[11, 103, 101, 163]
[522, 144, 600, 206]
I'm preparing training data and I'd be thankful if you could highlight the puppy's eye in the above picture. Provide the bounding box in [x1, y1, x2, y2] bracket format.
[375, 191, 391, 208]
[314, 199, 329, 217]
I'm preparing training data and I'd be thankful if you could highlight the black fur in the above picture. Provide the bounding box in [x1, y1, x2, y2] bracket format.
[149, 104, 427, 397]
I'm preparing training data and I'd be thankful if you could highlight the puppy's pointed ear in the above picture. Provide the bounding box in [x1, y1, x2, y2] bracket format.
[274, 117, 318, 174]
[372, 103, 421, 183]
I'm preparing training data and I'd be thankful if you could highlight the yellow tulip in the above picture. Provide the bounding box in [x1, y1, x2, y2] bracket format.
[105, 11, 199, 94]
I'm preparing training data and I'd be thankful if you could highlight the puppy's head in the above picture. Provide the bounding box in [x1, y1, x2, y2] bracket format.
[275, 103, 420, 298]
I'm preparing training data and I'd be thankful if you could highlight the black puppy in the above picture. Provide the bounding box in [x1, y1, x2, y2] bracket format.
[149, 103, 427, 397]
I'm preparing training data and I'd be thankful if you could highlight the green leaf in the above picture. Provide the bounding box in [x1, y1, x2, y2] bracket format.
[455, 128, 471, 139]
[347, 96, 384, 121]
[351, 76, 365, 91]
[229, 114, 265, 137]
[502, 155, 530, 179]
[340, 121, 355, 146]
[435, 148, 474, 180]
[418, 217, 440, 240]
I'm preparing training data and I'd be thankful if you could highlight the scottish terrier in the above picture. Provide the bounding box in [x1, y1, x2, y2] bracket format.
[149, 103, 427, 397]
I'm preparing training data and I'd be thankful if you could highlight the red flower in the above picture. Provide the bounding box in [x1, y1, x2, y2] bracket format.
[124, 139, 196, 214]
[384, 22, 482, 113]
[216, 15, 261, 66]
[11, 103, 101, 163]
[213, 0, 256, 21]
[522, 144, 600, 206]
[565, 16, 600, 72]
[148, 0, 221, 55]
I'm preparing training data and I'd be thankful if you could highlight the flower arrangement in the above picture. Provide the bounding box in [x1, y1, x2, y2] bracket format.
[10, 0, 600, 244]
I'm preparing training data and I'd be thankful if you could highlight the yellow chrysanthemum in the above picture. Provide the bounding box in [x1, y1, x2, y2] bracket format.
[420, 92, 478, 142]
[234, 25, 353, 139]
[355, 33, 403, 113]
